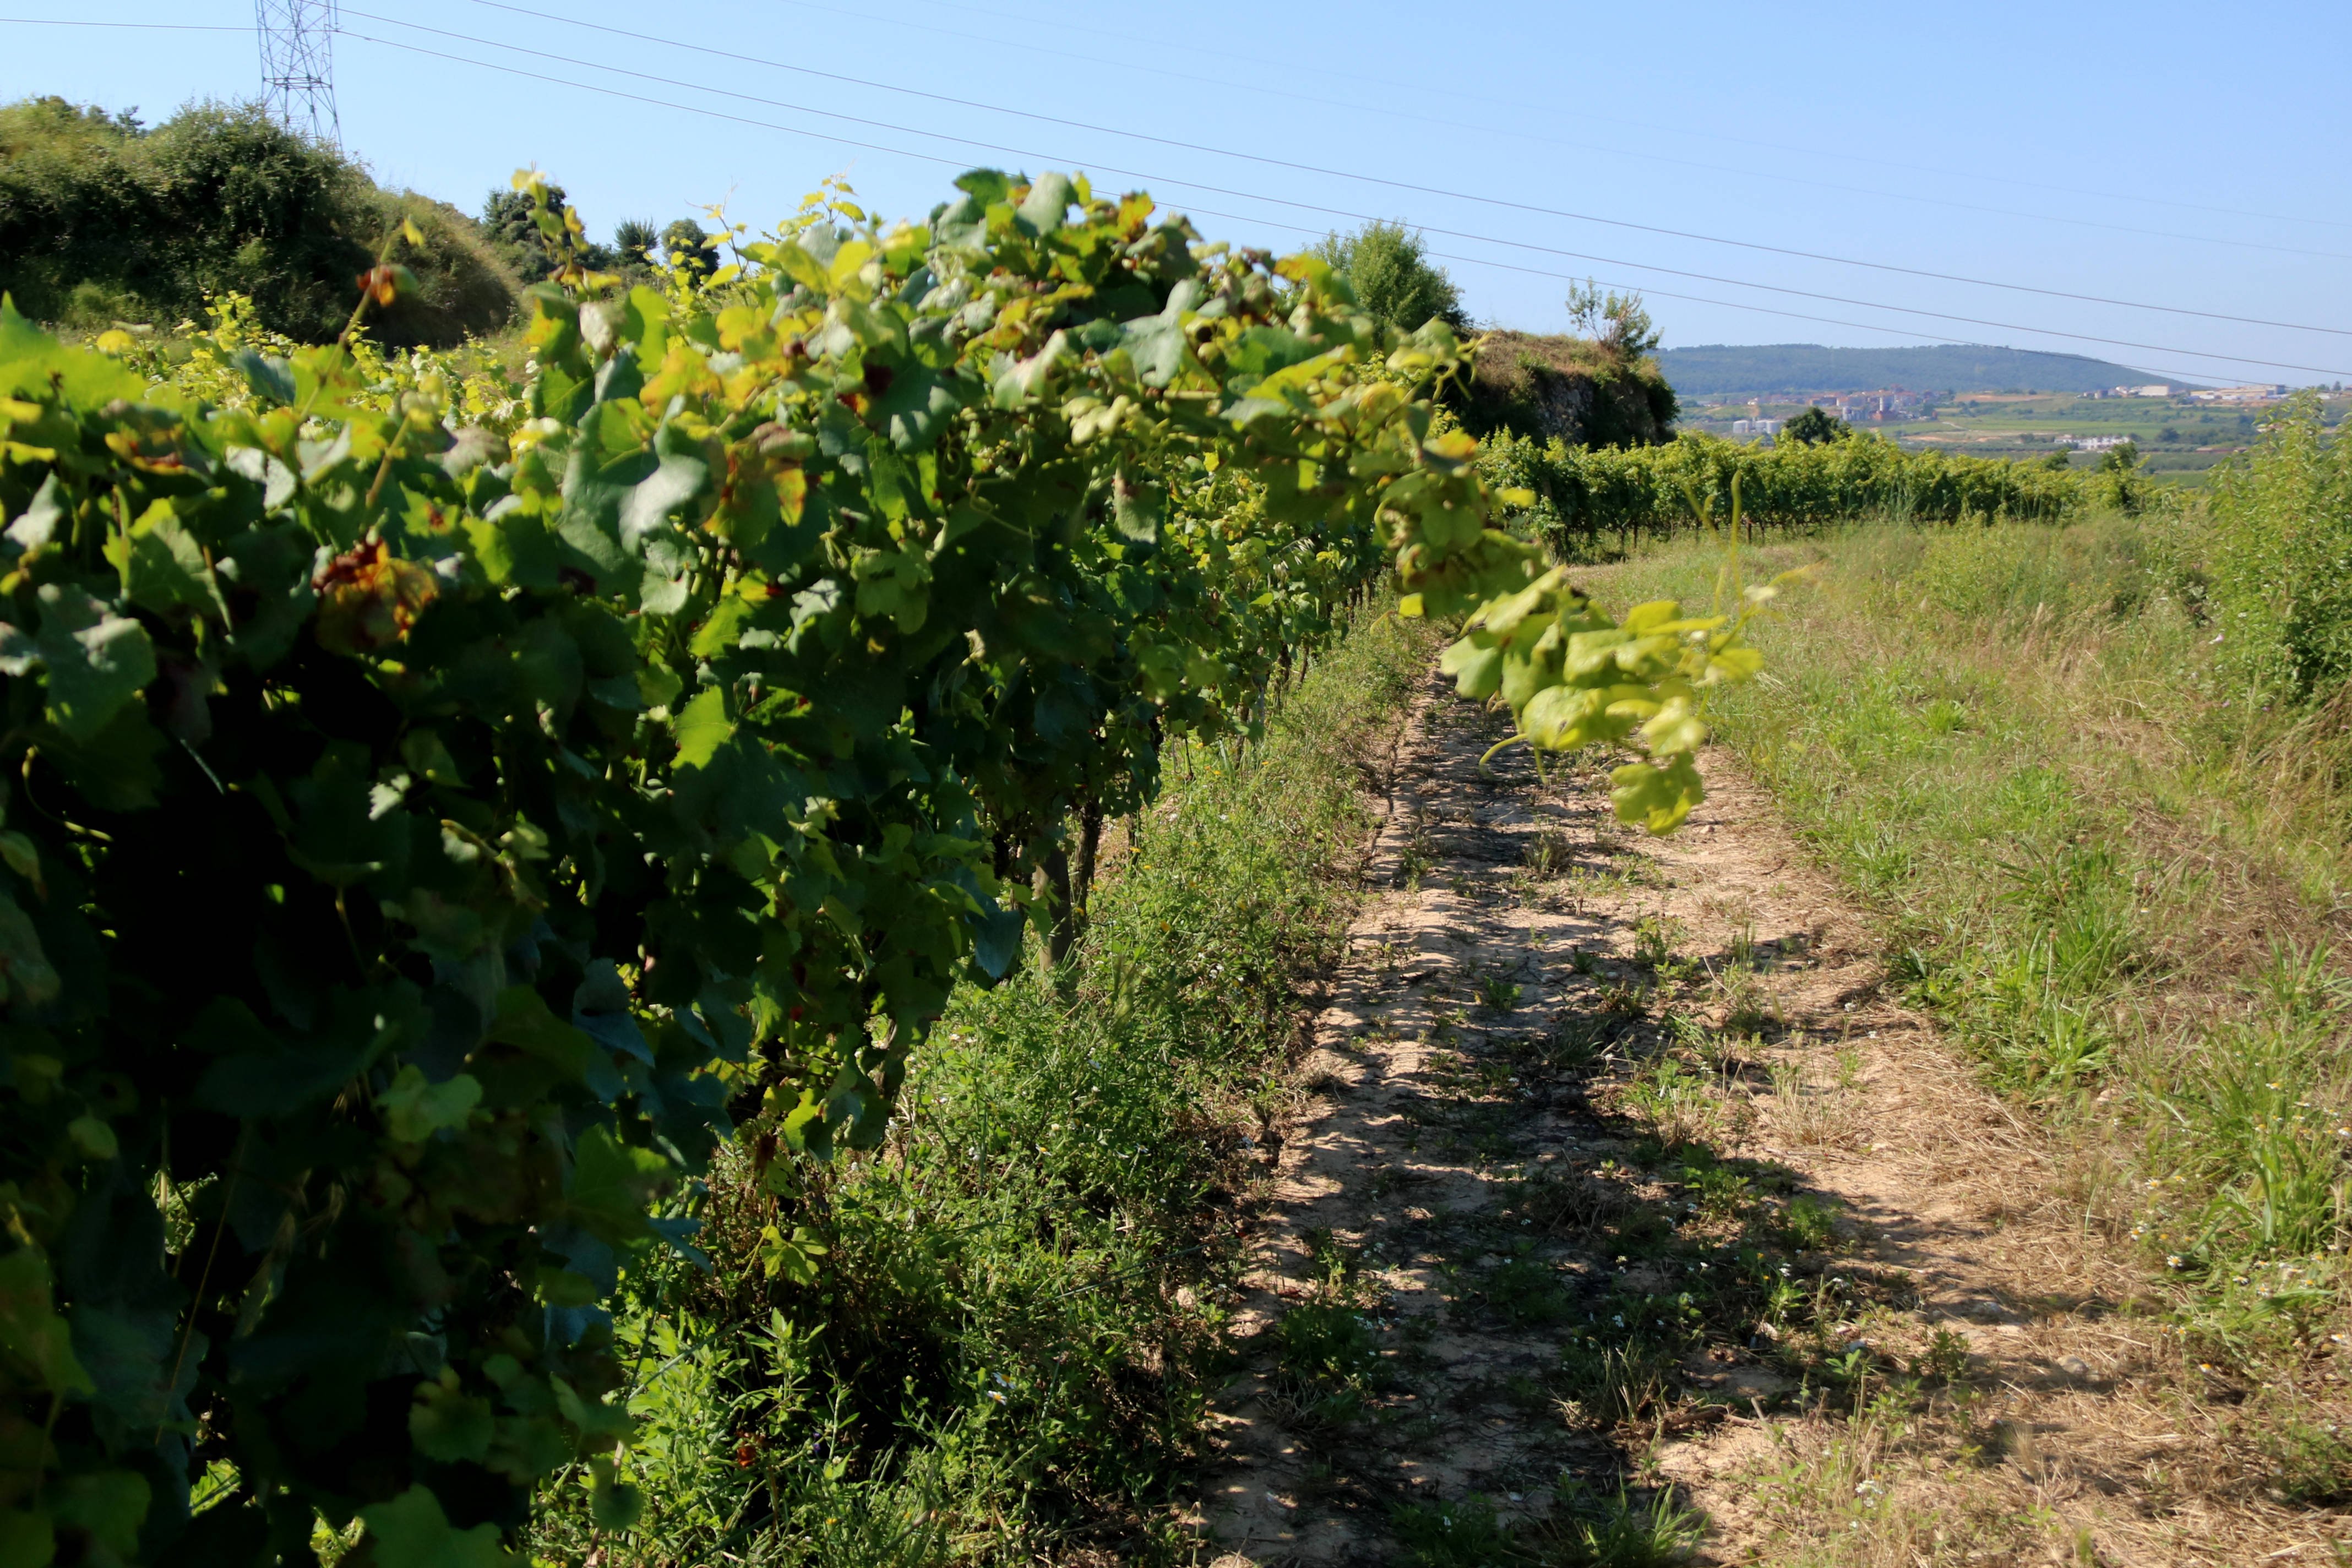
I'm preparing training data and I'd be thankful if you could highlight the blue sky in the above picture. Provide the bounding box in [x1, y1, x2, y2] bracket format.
[9, 0, 2349, 384]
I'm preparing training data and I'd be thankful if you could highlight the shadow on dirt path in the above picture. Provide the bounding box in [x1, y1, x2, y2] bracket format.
[1187, 671, 2321, 1567]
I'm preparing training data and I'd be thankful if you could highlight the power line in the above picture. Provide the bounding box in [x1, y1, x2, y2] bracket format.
[2, 14, 2331, 377]
[7, 9, 2345, 255]
[326, 23, 2352, 380]
[1173, 200, 2227, 388]
[422, 0, 2349, 338]
[0, 16, 248, 29]
[459, 0, 2352, 265]
[761, 0, 2352, 237]
[1296, 217, 2343, 378]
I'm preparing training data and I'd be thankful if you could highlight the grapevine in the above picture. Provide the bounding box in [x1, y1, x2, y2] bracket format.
[0, 166, 1757, 1561]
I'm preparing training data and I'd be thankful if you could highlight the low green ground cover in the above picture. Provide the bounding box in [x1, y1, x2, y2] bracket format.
[527, 609, 1433, 1565]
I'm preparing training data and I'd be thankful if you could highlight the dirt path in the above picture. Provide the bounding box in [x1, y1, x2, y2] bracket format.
[1188, 673, 2335, 1566]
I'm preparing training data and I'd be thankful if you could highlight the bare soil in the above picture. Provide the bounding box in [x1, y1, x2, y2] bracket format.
[1185, 673, 2348, 1566]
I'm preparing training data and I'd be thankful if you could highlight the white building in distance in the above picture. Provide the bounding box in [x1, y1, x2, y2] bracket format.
[2188, 384, 2289, 404]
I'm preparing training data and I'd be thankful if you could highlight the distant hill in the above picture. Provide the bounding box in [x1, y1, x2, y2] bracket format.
[1655, 343, 2195, 398]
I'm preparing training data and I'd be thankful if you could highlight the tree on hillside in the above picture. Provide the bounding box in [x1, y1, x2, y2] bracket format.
[482, 184, 560, 277]
[1781, 406, 1850, 446]
[662, 219, 719, 282]
[1565, 277, 1660, 360]
[2098, 439, 2141, 473]
[1311, 220, 1468, 334]
[613, 217, 659, 263]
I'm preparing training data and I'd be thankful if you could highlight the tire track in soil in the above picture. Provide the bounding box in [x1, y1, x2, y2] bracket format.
[1188, 669, 2312, 1566]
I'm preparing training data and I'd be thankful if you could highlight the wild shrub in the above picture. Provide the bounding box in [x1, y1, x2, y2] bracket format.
[0, 95, 516, 343]
[1311, 217, 1468, 334]
[2198, 395, 2352, 698]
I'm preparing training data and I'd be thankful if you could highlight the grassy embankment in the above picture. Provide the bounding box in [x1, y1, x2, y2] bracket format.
[1, 95, 518, 345]
[1586, 412, 2352, 1498]
[523, 608, 1435, 1565]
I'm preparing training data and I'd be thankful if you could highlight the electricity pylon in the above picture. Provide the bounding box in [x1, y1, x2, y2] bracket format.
[255, 0, 340, 146]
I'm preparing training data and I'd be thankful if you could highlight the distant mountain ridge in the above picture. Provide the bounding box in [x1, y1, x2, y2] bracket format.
[1654, 343, 2194, 398]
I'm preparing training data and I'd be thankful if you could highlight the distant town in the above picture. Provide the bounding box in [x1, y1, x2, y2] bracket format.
[1690, 379, 2340, 484]
[1719, 382, 2294, 441]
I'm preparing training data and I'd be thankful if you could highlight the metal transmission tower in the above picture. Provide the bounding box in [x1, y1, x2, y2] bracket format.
[255, 0, 341, 145]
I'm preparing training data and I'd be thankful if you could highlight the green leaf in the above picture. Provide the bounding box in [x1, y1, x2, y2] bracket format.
[1438, 635, 1501, 700]
[29, 700, 164, 813]
[1638, 695, 1707, 757]
[399, 728, 465, 786]
[620, 453, 709, 547]
[671, 687, 734, 770]
[46, 1472, 145, 1560]
[358, 1486, 514, 1568]
[1609, 754, 1705, 835]
[0, 1507, 54, 1568]
[0, 584, 156, 743]
[1109, 465, 1162, 556]
[378, 1066, 483, 1142]
[110, 499, 230, 620]
[0, 889, 60, 1007]
[1706, 643, 1764, 684]
[1620, 599, 1680, 635]
[755, 1222, 829, 1285]
[69, 1301, 196, 1448]
[689, 595, 757, 660]
[0, 1248, 91, 1398]
[1119, 281, 1199, 389]
[551, 1374, 631, 1442]
[64, 1116, 116, 1162]
[590, 1472, 644, 1531]
[1015, 171, 1075, 236]
[567, 1125, 674, 1244]
[0, 831, 43, 892]
[4, 474, 66, 554]
[869, 363, 960, 453]
[971, 899, 1025, 981]
[228, 348, 297, 405]
[823, 1064, 890, 1151]
[487, 988, 617, 1100]
[411, 1375, 495, 1463]
[770, 241, 831, 297]
[0, 297, 143, 405]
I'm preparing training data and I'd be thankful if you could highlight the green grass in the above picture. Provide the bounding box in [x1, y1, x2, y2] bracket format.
[1390, 1483, 1703, 1568]
[524, 607, 1435, 1565]
[1585, 507, 2352, 1466]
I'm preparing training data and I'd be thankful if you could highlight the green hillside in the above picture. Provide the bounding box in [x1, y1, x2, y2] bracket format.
[1657, 342, 2192, 397]
[0, 96, 517, 345]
